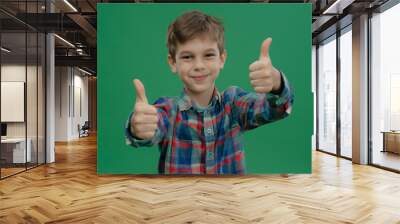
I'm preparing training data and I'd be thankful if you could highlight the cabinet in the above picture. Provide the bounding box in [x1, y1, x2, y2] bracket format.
[382, 131, 400, 154]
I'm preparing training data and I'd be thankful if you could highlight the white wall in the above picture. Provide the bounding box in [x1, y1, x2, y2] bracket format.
[312, 45, 316, 150]
[55, 67, 89, 141]
[1, 65, 25, 81]
[71, 71, 89, 139]
[55, 66, 69, 141]
[1, 65, 27, 139]
[1, 65, 41, 137]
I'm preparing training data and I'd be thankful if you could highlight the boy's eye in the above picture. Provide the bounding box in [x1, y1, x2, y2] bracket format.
[206, 54, 216, 57]
[181, 55, 192, 59]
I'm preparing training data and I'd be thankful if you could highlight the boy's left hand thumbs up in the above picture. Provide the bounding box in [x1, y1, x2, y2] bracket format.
[259, 37, 272, 60]
[249, 37, 281, 93]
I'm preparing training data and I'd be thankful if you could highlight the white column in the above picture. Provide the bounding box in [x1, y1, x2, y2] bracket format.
[352, 14, 369, 164]
[46, 1, 55, 163]
[46, 33, 55, 163]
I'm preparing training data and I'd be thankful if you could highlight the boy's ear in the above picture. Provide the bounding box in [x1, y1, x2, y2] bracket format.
[167, 54, 177, 73]
[220, 50, 227, 69]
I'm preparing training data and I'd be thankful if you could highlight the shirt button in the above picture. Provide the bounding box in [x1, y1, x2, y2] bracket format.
[207, 128, 213, 135]
[207, 151, 213, 157]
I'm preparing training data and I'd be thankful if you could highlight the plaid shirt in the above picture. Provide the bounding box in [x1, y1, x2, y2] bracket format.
[125, 73, 293, 174]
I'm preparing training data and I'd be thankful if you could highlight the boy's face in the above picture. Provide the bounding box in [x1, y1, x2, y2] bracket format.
[168, 36, 226, 95]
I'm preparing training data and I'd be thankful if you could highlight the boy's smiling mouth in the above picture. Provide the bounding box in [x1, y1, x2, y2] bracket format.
[190, 74, 208, 81]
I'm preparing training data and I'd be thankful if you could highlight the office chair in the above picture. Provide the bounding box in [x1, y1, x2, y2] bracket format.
[79, 121, 90, 138]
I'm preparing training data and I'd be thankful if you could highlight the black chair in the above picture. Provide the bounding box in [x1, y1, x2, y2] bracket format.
[79, 121, 90, 138]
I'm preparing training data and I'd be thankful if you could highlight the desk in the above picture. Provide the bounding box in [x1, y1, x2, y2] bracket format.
[1, 138, 31, 163]
[381, 131, 400, 154]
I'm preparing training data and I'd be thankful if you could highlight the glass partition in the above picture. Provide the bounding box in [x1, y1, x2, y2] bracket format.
[1, 30, 28, 177]
[0, 1, 46, 179]
[317, 35, 337, 155]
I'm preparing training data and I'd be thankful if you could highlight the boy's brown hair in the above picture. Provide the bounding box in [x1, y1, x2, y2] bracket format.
[166, 10, 225, 61]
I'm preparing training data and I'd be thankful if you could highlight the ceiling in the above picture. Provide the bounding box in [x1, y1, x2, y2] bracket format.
[0, 0, 392, 75]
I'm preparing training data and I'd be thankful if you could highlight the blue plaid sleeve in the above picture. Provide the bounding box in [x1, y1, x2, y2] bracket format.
[231, 72, 294, 130]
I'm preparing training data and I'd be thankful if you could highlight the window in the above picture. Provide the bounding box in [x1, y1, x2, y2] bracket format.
[339, 27, 352, 158]
[317, 35, 337, 154]
[371, 2, 400, 171]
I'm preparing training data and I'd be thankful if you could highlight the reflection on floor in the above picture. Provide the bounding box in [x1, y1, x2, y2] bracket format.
[373, 150, 400, 170]
[0, 163, 39, 178]
[0, 167, 25, 177]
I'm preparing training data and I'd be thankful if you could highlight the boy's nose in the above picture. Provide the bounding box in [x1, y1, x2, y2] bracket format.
[193, 58, 206, 71]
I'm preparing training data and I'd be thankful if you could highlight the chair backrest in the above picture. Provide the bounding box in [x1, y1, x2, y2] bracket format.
[82, 121, 90, 129]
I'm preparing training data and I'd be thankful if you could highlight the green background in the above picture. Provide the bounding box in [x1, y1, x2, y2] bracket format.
[97, 3, 312, 174]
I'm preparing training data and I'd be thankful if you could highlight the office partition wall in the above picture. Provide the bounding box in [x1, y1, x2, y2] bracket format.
[0, 1, 46, 179]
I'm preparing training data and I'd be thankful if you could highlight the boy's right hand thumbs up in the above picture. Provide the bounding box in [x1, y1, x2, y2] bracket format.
[130, 79, 159, 140]
[134, 79, 148, 104]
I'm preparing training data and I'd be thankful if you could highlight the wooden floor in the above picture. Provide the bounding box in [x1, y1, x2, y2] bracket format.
[373, 151, 400, 171]
[0, 167, 26, 178]
[1, 135, 400, 223]
[1, 162, 46, 178]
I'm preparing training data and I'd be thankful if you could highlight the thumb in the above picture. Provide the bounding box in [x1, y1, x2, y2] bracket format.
[133, 79, 148, 104]
[259, 37, 272, 60]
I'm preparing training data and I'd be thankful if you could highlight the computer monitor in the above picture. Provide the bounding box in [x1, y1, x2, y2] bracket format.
[1, 123, 7, 137]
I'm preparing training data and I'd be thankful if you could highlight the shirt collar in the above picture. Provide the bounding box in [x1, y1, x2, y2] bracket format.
[177, 87, 221, 112]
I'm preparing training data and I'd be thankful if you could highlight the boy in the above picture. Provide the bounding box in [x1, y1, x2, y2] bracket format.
[125, 10, 293, 174]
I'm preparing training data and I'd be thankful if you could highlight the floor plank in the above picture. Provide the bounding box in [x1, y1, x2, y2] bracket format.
[0, 134, 400, 223]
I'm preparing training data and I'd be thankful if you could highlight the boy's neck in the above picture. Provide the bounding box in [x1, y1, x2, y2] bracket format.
[186, 85, 215, 108]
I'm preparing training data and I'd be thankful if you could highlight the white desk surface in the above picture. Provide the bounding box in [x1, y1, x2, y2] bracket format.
[1, 138, 28, 143]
